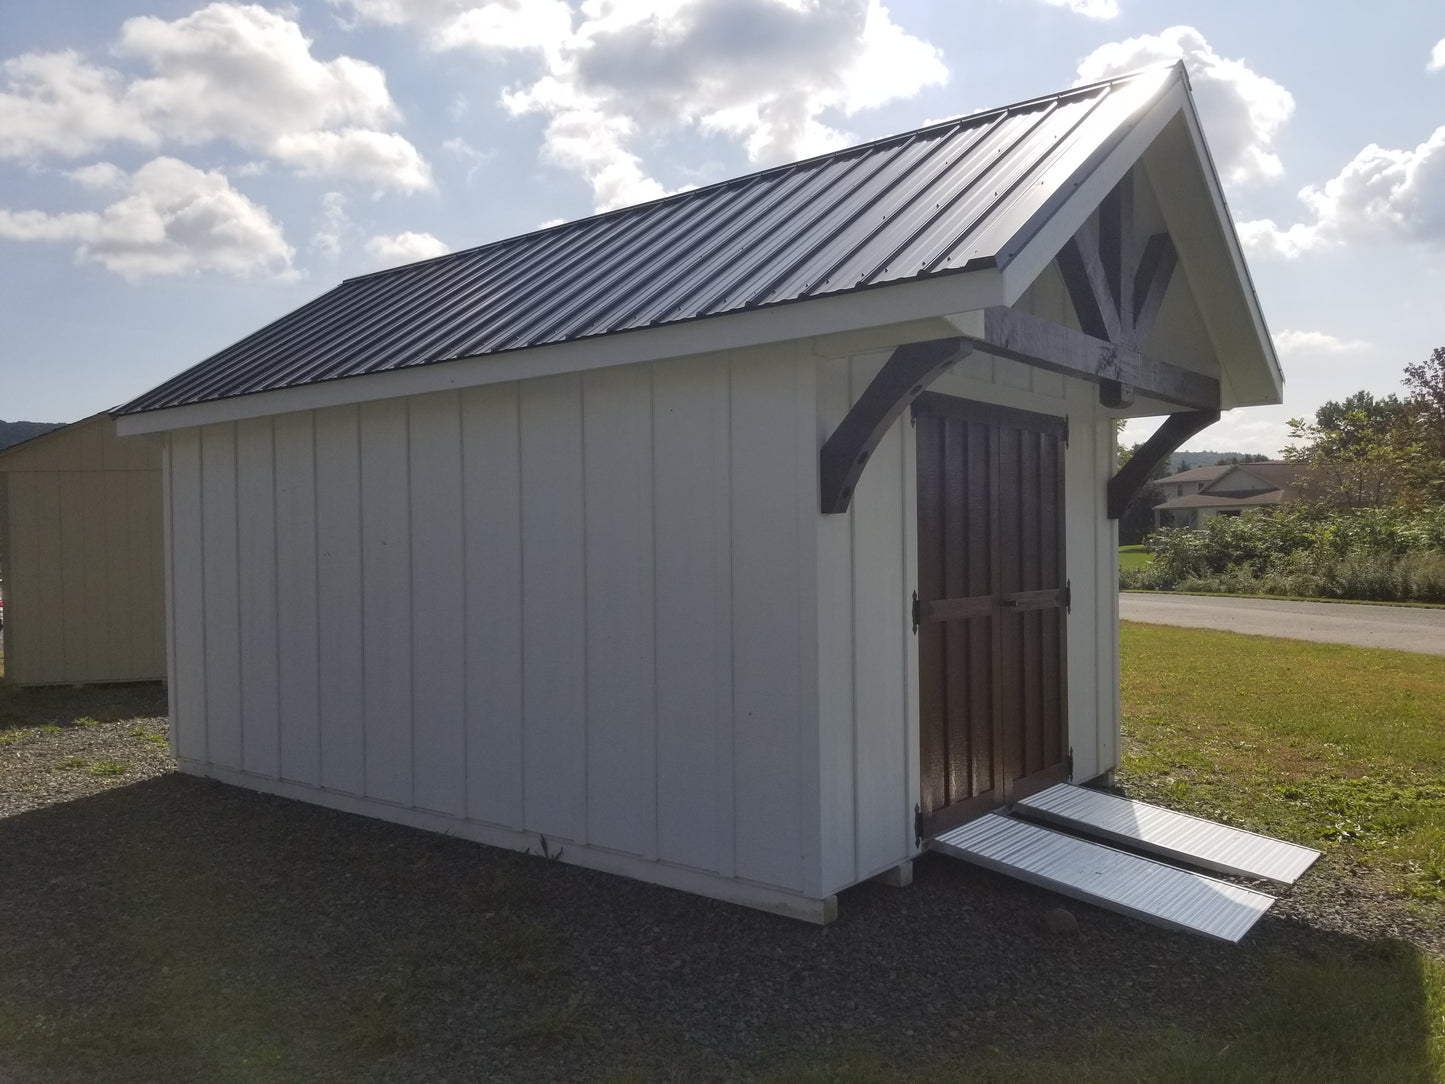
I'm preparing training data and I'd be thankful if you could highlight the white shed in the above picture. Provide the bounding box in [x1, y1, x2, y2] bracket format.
[115, 66, 1283, 924]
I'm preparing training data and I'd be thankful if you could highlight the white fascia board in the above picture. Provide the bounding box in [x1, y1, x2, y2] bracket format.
[1170, 96, 1284, 403]
[115, 267, 1005, 436]
[997, 73, 1191, 309]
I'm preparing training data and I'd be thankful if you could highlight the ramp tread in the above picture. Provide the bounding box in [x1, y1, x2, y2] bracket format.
[930, 813, 1275, 943]
[1015, 783, 1320, 884]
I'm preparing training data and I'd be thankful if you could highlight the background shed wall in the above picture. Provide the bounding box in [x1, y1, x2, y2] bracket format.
[0, 416, 165, 686]
[164, 346, 820, 896]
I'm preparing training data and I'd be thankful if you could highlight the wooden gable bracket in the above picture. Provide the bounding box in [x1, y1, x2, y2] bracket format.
[1106, 408, 1219, 520]
[820, 337, 973, 514]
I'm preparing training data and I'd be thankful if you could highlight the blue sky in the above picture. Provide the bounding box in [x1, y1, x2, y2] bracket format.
[3, 0, 1443, 455]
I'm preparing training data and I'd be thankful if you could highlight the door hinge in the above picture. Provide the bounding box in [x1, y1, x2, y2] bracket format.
[911, 590, 920, 634]
[1067, 747, 1074, 781]
[914, 804, 924, 847]
[1063, 415, 1070, 447]
[1064, 580, 1072, 614]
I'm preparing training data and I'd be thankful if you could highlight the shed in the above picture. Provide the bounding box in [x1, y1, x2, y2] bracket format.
[0, 413, 166, 686]
[114, 65, 1284, 924]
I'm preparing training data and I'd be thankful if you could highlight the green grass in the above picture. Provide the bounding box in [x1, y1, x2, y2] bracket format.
[1119, 544, 1152, 572]
[1118, 622, 1445, 894]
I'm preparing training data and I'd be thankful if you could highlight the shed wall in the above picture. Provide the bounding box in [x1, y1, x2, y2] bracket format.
[0, 416, 165, 686]
[162, 345, 822, 903]
[813, 331, 1121, 895]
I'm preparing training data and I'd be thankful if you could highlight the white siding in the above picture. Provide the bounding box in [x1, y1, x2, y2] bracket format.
[583, 366, 657, 859]
[652, 356, 734, 876]
[519, 374, 589, 842]
[460, 384, 524, 828]
[163, 349, 822, 901]
[236, 417, 279, 779]
[274, 412, 321, 787]
[315, 406, 365, 796]
[359, 399, 413, 807]
[408, 393, 467, 818]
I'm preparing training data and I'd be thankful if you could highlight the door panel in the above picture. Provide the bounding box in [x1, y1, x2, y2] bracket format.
[915, 394, 1068, 836]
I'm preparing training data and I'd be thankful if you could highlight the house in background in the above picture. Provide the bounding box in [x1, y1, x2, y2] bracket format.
[0, 413, 165, 686]
[114, 64, 1285, 927]
[1153, 461, 1310, 529]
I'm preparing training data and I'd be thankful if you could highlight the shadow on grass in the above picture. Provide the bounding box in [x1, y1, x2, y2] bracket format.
[0, 776, 1440, 1083]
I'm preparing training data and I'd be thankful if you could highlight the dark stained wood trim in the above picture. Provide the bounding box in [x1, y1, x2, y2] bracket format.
[819, 337, 972, 514]
[968, 306, 1219, 412]
[1099, 178, 1135, 341]
[912, 390, 1068, 438]
[1131, 232, 1178, 346]
[1057, 228, 1121, 343]
[1107, 408, 1220, 520]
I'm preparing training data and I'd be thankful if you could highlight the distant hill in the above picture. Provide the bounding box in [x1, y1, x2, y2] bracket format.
[0, 420, 64, 453]
[1169, 450, 1275, 472]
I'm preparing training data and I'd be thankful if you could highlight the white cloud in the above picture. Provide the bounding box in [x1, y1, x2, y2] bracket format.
[1042, 0, 1119, 19]
[1430, 38, 1445, 72]
[1273, 329, 1370, 356]
[1077, 26, 1293, 186]
[330, 0, 572, 52]
[66, 162, 128, 189]
[1239, 125, 1445, 257]
[312, 191, 351, 256]
[0, 3, 430, 192]
[364, 230, 449, 267]
[500, 0, 949, 210]
[0, 156, 294, 280]
[0, 51, 153, 160]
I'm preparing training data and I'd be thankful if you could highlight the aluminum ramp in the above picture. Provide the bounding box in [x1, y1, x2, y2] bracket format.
[1014, 783, 1321, 884]
[931, 814, 1277, 943]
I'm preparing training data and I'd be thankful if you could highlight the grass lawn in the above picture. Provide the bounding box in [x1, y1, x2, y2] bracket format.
[1, 628, 1442, 1082]
[1119, 544, 1152, 572]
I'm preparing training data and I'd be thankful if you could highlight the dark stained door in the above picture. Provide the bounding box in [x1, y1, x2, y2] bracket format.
[915, 393, 1068, 837]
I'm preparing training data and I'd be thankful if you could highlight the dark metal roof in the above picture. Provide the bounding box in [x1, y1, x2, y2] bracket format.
[118, 66, 1179, 416]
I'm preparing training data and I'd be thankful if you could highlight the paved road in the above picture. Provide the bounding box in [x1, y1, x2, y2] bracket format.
[1119, 593, 1445, 656]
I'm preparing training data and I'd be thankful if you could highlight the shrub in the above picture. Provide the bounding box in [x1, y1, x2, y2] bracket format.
[1128, 504, 1445, 602]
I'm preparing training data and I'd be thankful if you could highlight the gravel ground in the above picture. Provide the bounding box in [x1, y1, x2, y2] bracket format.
[1, 704, 1441, 1083]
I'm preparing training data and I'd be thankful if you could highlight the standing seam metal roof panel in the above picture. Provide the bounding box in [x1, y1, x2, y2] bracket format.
[117, 66, 1179, 416]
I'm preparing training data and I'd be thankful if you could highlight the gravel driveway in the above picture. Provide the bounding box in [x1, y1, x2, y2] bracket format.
[1, 708, 1441, 1082]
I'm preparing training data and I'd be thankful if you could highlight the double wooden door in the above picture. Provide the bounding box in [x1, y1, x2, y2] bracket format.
[914, 394, 1069, 837]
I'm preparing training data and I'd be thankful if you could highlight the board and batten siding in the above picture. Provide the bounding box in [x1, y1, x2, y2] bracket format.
[0, 414, 165, 686]
[161, 344, 827, 916]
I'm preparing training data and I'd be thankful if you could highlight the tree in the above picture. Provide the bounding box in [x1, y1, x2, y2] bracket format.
[1284, 390, 1429, 508]
[1402, 346, 1445, 502]
[1116, 440, 1172, 544]
[1215, 453, 1270, 465]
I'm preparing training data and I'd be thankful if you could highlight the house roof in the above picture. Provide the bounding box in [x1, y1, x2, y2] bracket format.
[1157, 465, 1231, 485]
[1155, 490, 1290, 510]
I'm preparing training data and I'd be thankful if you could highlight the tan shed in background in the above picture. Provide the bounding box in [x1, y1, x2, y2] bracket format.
[0, 413, 165, 686]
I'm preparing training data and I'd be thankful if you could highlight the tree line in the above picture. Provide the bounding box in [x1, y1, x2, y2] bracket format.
[1121, 346, 1445, 603]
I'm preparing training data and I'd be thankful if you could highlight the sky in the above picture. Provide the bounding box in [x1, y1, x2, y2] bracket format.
[2, 0, 1443, 456]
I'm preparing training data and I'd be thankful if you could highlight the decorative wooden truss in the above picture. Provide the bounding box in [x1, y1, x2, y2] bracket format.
[820, 171, 1220, 518]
